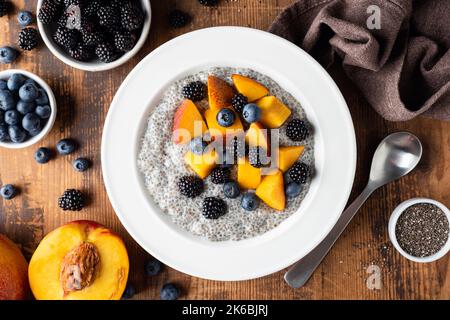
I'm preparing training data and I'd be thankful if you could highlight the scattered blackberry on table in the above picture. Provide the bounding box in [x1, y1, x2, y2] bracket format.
[34, 147, 52, 164]
[202, 197, 227, 219]
[18, 10, 33, 26]
[286, 118, 309, 141]
[210, 167, 230, 184]
[54, 27, 80, 49]
[231, 93, 248, 114]
[248, 146, 267, 168]
[58, 189, 85, 211]
[160, 283, 180, 300]
[96, 42, 116, 63]
[114, 31, 135, 52]
[120, 3, 144, 31]
[98, 5, 119, 27]
[288, 162, 309, 184]
[38, 0, 60, 24]
[177, 175, 203, 198]
[18, 28, 39, 51]
[182, 81, 206, 101]
[0, 0, 9, 17]
[69, 43, 94, 61]
[0, 184, 18, 200]
[198, 0, 219, 6]
[73, 157, 90, 172]
[145, 258, 162, 276]
[168, 9, 189, 28]
[121, 283, 135, 299]
[56, 138, 77, 155]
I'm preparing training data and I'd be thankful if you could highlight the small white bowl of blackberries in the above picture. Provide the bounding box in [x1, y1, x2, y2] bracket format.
[0, 69, 57, 149]
[36, 0, 151, 72]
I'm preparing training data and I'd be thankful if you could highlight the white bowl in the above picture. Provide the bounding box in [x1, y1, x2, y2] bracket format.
[0, 69, 57, 149]
[36, 0, 152, 72]
[102, 27, 356, 281]
[388, 198, 450, 263]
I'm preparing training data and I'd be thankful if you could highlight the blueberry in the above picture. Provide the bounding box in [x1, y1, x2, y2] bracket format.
[189, 136, 208, 155]
[5, 110, 21, 126]
[22, 113, 41, 133]
[121, 283, 136, 299]
[34, 147, 52, 164]
[16, 100, 35, 114]
[242, 103, 261, 123]
[0, 80, 7, 90]
[73, 158, 90, 172]
[216, 108, 235, 127]
[145, 258, 162, 276]
[0, 90, 16, 110]
[8, 125, 27, 143]
[223, 181, 240, 199]
[160, 283, 180, 300]
[56, 138, 77, 155]
[285, 182, 302, 199]
[19, 83, 39, 102]
[0, 184, 18, 200]
[35, 89, 49, 105]
[0, 125, 9, 141]
[0, 109, 4, 125]
[7, 74, 25, 91]
[24, 78, 36, 86]
[283, 171, 293, 184]
[0, 47, 18, 64]
[35, 105, 51, 119]
[241, 192, 259, 211]
[18, 10, 33, 26]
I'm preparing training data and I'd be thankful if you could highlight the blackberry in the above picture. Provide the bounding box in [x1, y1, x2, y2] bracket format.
[288, 162, 309, 184]
[57, 13, 69, 28]
[168, 10, 189, 28]
[202, 197, 227, 219]
[224, 136, 246, 163]
[95, 42, 116, 63]
[198, 0, 219, 6]
[114, 31, 135, 52]
[0, 0, 9, 17]
[98, 5, 119, 27]
[210, 167, 230, 184]
[286, 118, 309, 141]
[18, 28, 39, 51]
[177, 176, 203, 198]
[38, 0, 61, 24]
[58, 189, 85, 211]
[248, 146, 268, 168]
[82, 30, 104, 46]
[54, 27, 80, 49]
[120, 3, 144, 31]
[69, 43, 94, 61]
[82, 0, 100, 17]
[231, 93, 248, 114]
[63, 0, 85, 8]
[182, 81, 206, 101]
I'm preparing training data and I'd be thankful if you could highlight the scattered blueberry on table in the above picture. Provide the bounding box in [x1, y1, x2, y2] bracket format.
[144, 258, 162, 276]
[0, 46, 18, 64]
[56, 138, 77, 155]
[160, 283, 180, 300]
[0, 184, 18, 200]
[17, 10, 33, 27]
[34, 147, 52, 164]
[198, 0, 219, 6]
[121, 283, 136, 299]
[73, 157, 90, 172]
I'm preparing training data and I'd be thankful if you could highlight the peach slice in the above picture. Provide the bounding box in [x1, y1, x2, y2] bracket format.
[208, 75, 235, 110]
[245, 122, 269, 149]
[256, 169, 286, 211]
[173, 99, 208, 144]
[231, 74, 269, 102]
[0, 234, 30, 300]
[204, 107, 244, 139]
[184, 149, 218, 179]
[28, 220, 129, 300]
[276, 146, 305, 172]
[255, 96, 292, 128]
[237, 157, 262, 189]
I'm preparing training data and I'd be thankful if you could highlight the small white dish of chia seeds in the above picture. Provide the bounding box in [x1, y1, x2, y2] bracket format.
[389, 198, 450, 263]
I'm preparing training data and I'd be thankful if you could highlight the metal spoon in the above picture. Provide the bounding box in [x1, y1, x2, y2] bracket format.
[284, 132, 423, 288]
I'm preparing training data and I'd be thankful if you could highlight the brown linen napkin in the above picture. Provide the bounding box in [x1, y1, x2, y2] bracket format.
[269, 0, 450, 121]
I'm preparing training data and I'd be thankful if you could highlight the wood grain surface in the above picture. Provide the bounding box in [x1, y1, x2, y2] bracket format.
[0, 0, 449, 300]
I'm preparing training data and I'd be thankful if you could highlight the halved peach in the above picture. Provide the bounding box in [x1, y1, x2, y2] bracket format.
[245, 122, 269, 149]
[204, 107, 244, 139]
[208, 75, 235, 110]
[256, 169, 285, 211]
[276, 146, 305, 172]
[28, 220, 129, 300]
[255, 96, 292, 128]
[173, 99, 208, 144]
[237, 157, 262, 189]
[184, 149, 218, 179]
[231, 74, 269, 102]
[0, 234, 30, 300]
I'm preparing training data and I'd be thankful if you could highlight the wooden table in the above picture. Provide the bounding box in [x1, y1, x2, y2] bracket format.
[0, 0, 449, 300]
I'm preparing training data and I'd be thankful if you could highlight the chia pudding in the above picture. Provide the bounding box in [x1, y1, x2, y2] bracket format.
[137, 67, 314, 241]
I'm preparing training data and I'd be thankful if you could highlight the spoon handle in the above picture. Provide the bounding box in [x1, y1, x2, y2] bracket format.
[284, 184, 375, 288]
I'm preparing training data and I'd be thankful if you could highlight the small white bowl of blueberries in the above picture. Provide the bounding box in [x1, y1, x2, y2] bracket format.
[0, 69, 57, 149]
[36, 0, 151, 72]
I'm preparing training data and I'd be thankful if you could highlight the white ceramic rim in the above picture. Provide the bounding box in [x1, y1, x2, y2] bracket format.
[36, 0, 152, 72]
[101, 27, 357, 281]
[0, 69, 57, 149]
[388, 198, 450, 263]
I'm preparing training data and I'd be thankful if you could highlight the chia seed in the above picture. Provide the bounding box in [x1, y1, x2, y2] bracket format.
[395, 203, 449, 257]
